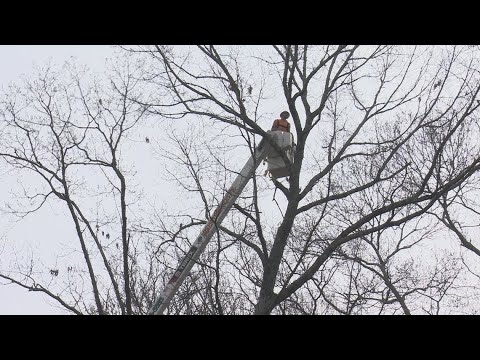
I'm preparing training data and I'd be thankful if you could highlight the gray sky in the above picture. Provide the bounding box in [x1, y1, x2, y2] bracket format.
[0, 45, 116, 314]
[3, 45, 473, 315]
[0, 45, 287, 315]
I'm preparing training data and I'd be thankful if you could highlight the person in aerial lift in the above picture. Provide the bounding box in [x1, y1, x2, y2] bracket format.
[271, 111, 291, 132]
[268, 111, 294, 183]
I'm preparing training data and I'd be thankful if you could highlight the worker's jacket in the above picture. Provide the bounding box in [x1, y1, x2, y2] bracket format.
[271, 118, 290, 132]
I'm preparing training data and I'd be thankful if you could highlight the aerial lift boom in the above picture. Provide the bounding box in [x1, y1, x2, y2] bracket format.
[148, 131, 294, 315]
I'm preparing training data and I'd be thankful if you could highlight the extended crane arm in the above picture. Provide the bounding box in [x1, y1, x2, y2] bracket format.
[148, 137, 269, 315]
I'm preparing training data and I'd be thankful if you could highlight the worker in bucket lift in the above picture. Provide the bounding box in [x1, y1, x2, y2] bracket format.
[271, 111, 291, 132]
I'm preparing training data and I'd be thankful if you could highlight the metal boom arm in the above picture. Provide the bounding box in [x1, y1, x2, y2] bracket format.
[148, 138, 268, 315]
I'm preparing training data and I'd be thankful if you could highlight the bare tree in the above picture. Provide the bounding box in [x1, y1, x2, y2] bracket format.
[3, 45, 480, 315]
[124, 45, 480, 314]
[0, 57, 156, 314]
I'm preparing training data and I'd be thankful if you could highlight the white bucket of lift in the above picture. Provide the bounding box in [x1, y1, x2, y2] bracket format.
[265, 130, 295, 179]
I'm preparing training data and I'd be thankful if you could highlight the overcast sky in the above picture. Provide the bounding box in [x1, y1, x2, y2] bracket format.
[3, 45, 473, 315]
[0, 45, 280, 315]
[0, 45, 116, 314]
